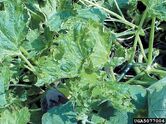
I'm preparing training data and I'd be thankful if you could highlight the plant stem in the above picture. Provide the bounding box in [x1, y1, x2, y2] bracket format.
[117, 63, 132, 81]
[20, 46, 29, 57]
[126, 71, 146, 84]
[19, 52, 35, 72]
[133, 65, 141, 74]
[113, 0, 124, 18]
[129, 31, 139, 63]
[29, 108, 42, 112]
[138, 36, 148, 62]
[115, 29, 135, 37]
[110, 67, 116, 81]
[133, 80, 150, 85]
[27, 95, 42, 105]
[126, 68, 166, 84]
[129, 9, 148, 63]
[148, 17, 156, 66]
[150, 68, 166, 75]
[9, 84, 32, 87]
[80, 0, 136, 28]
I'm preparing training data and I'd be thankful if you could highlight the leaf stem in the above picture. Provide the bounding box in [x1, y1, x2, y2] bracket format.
[150, 68, 166, 75]
[126, 68, 166, 84]
[113, 0, 124, 18]
[138, 36, 148, 62]
[110, 67, 116, 81]
[129, 9, 148, 63]
[20, 46, 29, 57]
[9, 84, 32, 87]
[126, 71, 146, 84]
[19, 52, 35, 72]
[147, 17, 156, 66]
[29, 108, 42, 112]
[80, 0, 136, 28]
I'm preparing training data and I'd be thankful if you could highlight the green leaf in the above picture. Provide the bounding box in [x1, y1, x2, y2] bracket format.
[77, 7, 107, 23]
[0, 65, 11, 107]
[116, 0, 137, 9]
[0, 0, 29, 60]
[89, 23, 111, 68]
[94, 101, 130, 124]
[36, 20, 112, 86]
[0, 107, 30, 124]
[111, 42, 132, 67]
[141, 0, 166, 20]
[0, 80, 6, 107]
[107, 111, 129, 124]
[24, 29, 45, 56]
[69, 70, 135, 118]
[109, 57, 126, 68]
[105, 0, 137, 12]
[127, 85, 147, 109]
[24, 0, 45, 29]
[91, 114, 106, 123]
[35, 34, 83, 86]
[30, 110, 42, 124]
[42, 102, 77, 124]
[148, 77, 166, 117]
[41, 0, 75, 31]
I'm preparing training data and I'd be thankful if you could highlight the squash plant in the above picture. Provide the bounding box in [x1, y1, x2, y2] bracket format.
[0, 0, 166, 124]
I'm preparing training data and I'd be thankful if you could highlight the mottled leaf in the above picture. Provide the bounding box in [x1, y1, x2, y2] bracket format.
[0, 0, 29, 59]
[141, 0, 166, 20]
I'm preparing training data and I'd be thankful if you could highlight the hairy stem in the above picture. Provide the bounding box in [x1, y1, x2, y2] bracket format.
[148, 17, 156, 66]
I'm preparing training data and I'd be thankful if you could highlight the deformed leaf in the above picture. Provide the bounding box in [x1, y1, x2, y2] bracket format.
[23, 29, 48, 58]
[89, 23, 111, 68]
[104, 0, 137, 12]
[77, 7, 107, 23]
[36, 20, 112, 86]
[35, 36, 83, 86]
[141, 0, 166, 21]
[40, 0, 75, 31]
[0, 0, 29, 59]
